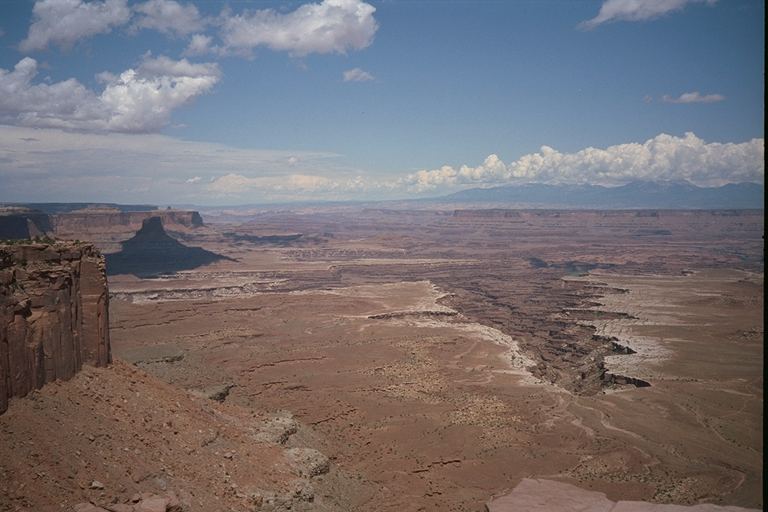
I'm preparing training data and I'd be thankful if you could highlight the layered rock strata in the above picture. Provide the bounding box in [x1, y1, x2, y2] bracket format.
[0, 242, 110, 414]
[53, 210, 203, 239]
[0, 208, 53, 239]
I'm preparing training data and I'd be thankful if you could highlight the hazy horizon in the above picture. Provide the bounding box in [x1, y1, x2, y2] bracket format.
[0, 0, 764, 205]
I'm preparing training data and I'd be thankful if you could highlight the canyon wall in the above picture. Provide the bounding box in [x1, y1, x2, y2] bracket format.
[0, 209, 53, 239]
[53, 210, 203, 239]
[0, 242, 110, 414]
[2, 208, 204, 247]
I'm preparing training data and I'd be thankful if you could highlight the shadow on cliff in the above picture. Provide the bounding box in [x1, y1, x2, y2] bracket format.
[106, 217, 231, 277]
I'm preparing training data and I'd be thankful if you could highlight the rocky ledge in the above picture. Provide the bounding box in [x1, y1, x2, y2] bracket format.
[487, 479, 761, 511]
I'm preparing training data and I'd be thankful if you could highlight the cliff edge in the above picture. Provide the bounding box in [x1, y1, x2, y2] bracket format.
[53, 209, 204, 238]
[0, 241, 110, 414]
[0, 207, 53, 239]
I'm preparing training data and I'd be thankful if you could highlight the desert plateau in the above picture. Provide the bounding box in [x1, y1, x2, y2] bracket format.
[1, 205, 763, 511]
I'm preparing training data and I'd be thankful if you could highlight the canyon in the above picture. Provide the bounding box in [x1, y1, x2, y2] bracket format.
[0, 206, 763, 511]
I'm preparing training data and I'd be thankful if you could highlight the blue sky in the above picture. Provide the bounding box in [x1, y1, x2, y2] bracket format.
[0, 0, 764, 204]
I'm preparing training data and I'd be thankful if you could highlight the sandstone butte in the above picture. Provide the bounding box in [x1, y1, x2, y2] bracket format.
[52, 209, 203, 239]
[0, 241, 110, 414]
[0, 207, 203, 242]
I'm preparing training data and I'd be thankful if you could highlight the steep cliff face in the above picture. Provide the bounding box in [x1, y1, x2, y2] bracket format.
[52, 210, 203, 239]
[0, 242, 110, 414]
[0, 208, 54, 239]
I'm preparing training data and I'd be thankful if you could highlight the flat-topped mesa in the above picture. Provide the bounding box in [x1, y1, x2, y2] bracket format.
[0, 242, 110, 414]
[52, 209, 204, 239]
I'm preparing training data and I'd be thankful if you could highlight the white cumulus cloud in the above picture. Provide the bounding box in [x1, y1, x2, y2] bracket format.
[581, 0, 716, 29]
[400, 133, 764, 192]
[0, 55, 219, 133]
[132, 0, 205, 36]
[343, 67, 375, 82]
[216, 0, 378, 57]
[661, 91, 725, 104]
[18, 0, 379, 61]
[20, 0, 131, 52]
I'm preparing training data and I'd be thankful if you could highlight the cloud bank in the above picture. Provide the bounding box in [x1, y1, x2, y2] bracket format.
[581, 0, 716, 29]
[207, 173, 367, 196]
[0, 124, 347, 203]
[400, 133, 764, 192]
[19, 0, 377, 58]
[13, 0, 379, 133]
[0, 56, 219, 133]
[1, 126, 763, 204]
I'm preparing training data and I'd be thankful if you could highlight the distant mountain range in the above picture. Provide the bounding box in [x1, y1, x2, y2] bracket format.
[438, 181, 764, 209]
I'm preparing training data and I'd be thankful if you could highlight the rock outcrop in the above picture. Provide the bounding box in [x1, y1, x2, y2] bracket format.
[0, 242, 110, 414]
[53, 209, 204, 240]
[106, 217, 227, 277]
[486, 479, 761, 512]
[74, 491, 187, 512]
[0, 207, 53, 239]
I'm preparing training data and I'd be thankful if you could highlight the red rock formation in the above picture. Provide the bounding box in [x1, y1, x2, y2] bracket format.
[52, 210, 203, 239]
[0, 208, 53, 239]
[0, 242, 110, 414]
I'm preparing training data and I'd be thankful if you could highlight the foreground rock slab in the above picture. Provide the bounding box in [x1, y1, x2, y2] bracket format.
[487, 479, 761, 512]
